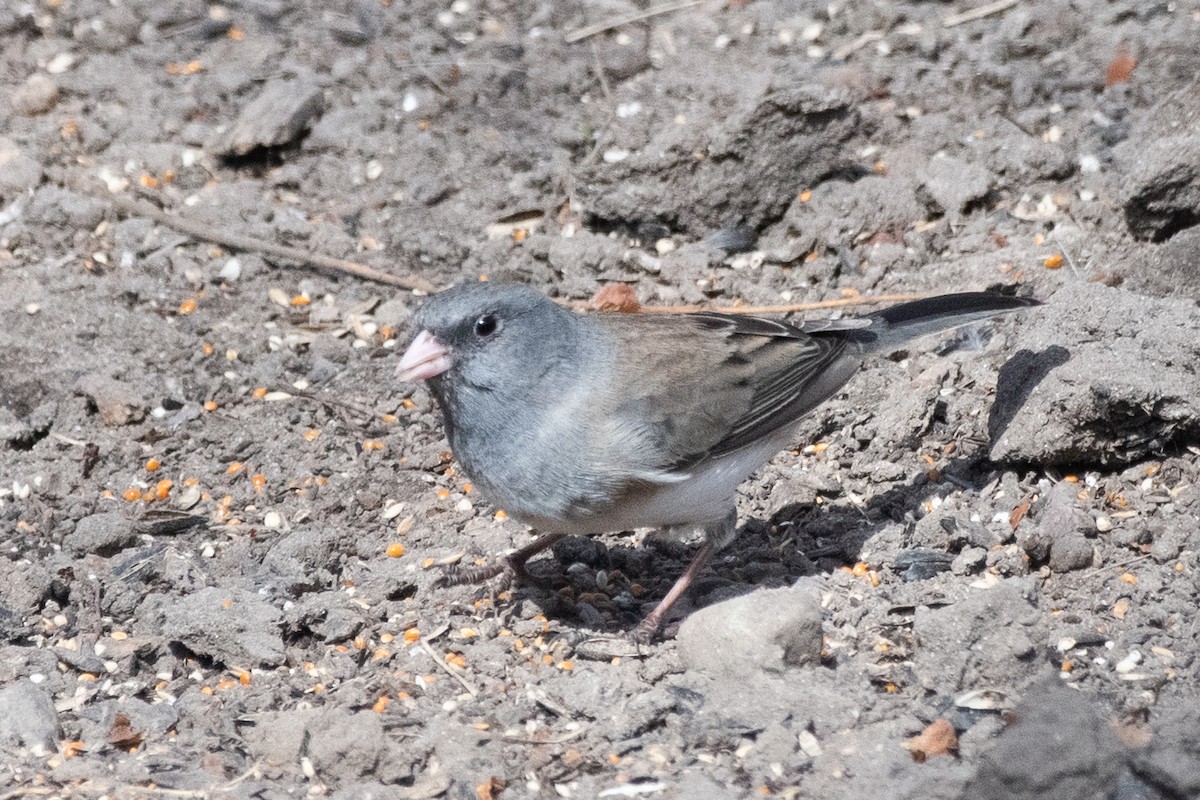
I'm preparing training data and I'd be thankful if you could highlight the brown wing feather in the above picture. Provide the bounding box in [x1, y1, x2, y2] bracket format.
[594, 311, 862, 471]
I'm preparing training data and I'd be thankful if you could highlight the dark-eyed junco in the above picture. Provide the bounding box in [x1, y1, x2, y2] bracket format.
[397, 283, 1038, 641]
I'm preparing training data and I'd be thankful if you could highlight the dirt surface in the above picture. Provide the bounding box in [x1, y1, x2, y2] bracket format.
[3, 1, 1200, 798]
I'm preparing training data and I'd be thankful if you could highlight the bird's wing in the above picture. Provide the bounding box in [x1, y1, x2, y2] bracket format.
[685, 313, 856, 459]
[592, 312, 861, 477]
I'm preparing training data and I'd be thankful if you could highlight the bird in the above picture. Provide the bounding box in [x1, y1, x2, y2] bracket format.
[396, 282, 1038, 642]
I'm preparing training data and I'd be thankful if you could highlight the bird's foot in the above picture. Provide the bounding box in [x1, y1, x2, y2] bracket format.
[433, 531, 567, 591]
[572, 632, 648, 661]
[434, 559, 513, 589]
[629, 615, 662, 645]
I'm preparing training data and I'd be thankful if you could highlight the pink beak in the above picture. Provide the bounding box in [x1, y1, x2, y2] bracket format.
[396, 330, 452, 381]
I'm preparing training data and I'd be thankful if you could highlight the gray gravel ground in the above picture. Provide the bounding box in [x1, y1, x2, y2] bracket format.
[2, 1, 1200, 798]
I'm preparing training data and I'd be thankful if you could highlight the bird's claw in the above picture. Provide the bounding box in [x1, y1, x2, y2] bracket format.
[433, 561, 513, 589]
[572, 633, 649, 661]
[433, 554, 554, 592]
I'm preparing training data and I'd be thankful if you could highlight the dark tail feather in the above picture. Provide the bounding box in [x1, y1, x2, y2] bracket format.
[854, 292, 1040, 351]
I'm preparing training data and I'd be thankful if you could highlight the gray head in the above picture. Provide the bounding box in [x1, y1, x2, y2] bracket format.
[396, 282, 583, 404]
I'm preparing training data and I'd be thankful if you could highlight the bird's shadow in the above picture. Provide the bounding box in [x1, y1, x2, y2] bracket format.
[501, 454, 994, 640]
[987, 345, 1071, 443]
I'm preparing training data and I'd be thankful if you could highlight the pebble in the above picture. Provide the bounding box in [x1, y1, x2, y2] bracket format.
[45, 53, 75, 74]
[12, 74, 59, 115]
[951, 546, 988, 575]
[0, 137, 43, 193]
[144, 587, 285, 666]
[63, 512, 136, 556]
[74, 373, 146, 427]
[219, 258, 242, 282]
[0, 681, 61, 756]
[1114, 651, 1142, 674]
[1049, 532, 1093, 572]
[677, 580, 824, 678]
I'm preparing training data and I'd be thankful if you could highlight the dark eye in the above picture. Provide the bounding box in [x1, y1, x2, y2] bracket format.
[473, 314, 499, 338]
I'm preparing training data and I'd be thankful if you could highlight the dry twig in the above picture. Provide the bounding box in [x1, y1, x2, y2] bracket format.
[944, 0, 1020, 28]
[108, 195, 437, 293]
[418, 638, 480, 698]
[565, 0, 707, 44]
[831, 30, 885, 61]
[601, 292, 931, 316]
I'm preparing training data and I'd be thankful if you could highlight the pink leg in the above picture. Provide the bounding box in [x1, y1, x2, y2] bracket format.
[435, 531, 567, 589]
[630, 540, 716, 644]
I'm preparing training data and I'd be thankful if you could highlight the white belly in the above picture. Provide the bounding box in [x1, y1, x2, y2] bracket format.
[521, 427, 796, 535]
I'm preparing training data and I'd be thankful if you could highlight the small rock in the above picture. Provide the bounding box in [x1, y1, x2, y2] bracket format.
[242, 708, 318, 767]
[25, 186, 106, 229]
[0, 681, 61, 757]
[969, 680, 1122, 798]
[213, 79, 325, 157]
[919, 154, 994, 216]
[0, 137, 43, 195]
[140, 587, 285, 667]
[1048, 532, 1094, 572]
[895, 549, 953, 581]
[677, 580, 823, 678]
[218, 257, 242, 282]
[0, 406, 32, 448]
[11, 74, 59, 116]
[64, 511, 135, 556]
[305, 708, 387, 782]
[551, 535, 609, 568]
[1150, 528, 1186, 563]
[373, 295, 413, 329]
[74, 373, 146, 426]
[951, 546, 988, 575]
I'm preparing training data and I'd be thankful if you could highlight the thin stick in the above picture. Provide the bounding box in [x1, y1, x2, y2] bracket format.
[944, 0, 1020, 28]
[108, 196, 438, 294]
[831, 30, 884, 61]
[565, 0, 707, 44]
[0, 789, 55, 800]
[1082, 553, 1153, 582]
[418, 638, 479, 697]
[627, 292, 929, 316]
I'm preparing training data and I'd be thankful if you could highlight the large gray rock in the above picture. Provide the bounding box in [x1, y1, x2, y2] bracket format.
[677, 580, 824, 678]
[1132, 700, 1200, 798]
[1114, 79, 1200, 242]
[576, 84, 857, 236]
[64, 511, 136, 557]
[138, 587, 285, 667]
[966, 681, 1123, 800]
[0, 681, 61, 757]
[913, 579, 1042, 692]
[212, 79, 324, 157]
[989, 283, 1200, 466]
